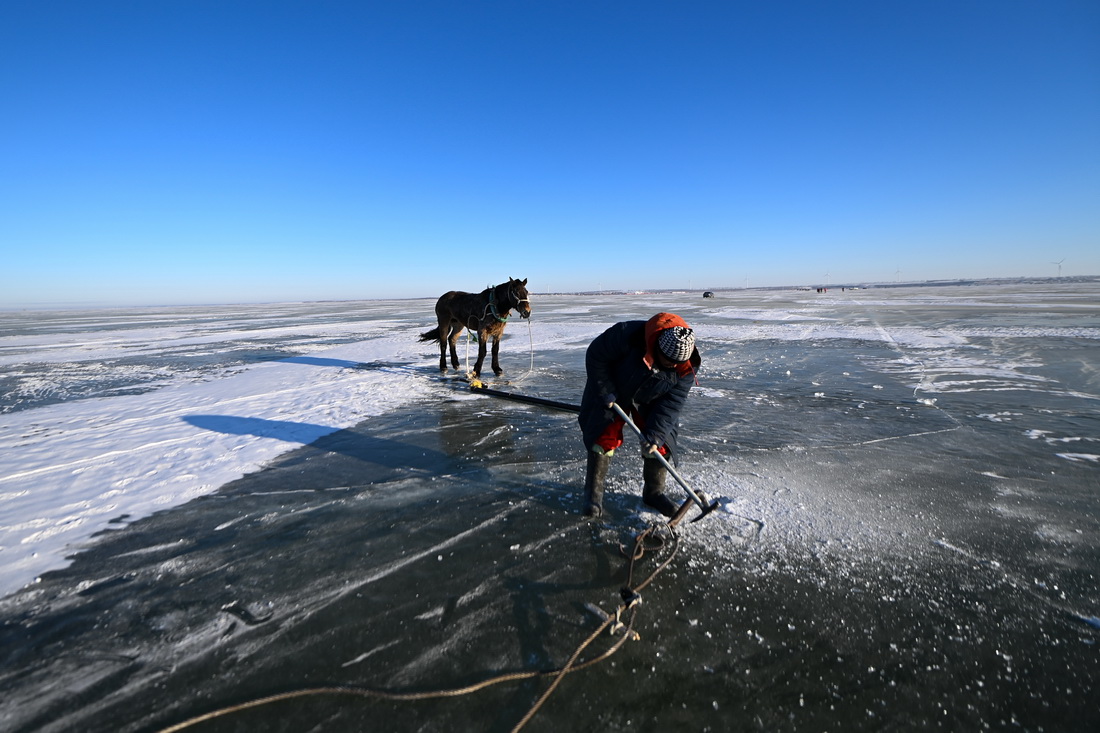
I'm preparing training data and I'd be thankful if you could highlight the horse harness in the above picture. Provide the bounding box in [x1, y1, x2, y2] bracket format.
[474, 283, 528, 329]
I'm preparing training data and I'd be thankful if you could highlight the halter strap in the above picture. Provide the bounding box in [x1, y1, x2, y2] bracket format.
[481, 282, 529, 324]
[510, 286, 530, 308]
[484, 284, 510, 323]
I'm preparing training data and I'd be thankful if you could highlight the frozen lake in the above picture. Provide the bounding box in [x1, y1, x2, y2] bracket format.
[1, 282, 1098, 731]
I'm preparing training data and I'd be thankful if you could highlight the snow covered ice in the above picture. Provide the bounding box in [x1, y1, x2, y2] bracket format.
[0, 301, 440, 594]
[1, 283, 1098, 732]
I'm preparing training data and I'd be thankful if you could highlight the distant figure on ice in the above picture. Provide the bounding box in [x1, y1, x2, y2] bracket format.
[578, 312, 701, 518]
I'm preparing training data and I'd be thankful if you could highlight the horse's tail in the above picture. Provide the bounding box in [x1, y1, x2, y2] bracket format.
[419, 327, 441, 343]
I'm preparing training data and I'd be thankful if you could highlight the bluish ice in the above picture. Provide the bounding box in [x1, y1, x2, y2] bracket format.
[1, 282, 1097, 732]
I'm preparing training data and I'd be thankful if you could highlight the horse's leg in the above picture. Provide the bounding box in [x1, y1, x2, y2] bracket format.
[490, 334, 503, 376]
[472, 330, 488, 377]
[435, 315, 450, 372]
[447, 323, 462, 370]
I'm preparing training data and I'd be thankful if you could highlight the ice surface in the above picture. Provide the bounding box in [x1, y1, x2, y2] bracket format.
[1, 283, 1098, 732]
[0, 303, 441, 595]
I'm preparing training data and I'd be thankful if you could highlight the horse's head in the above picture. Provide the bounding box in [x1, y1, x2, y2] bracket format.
[507, 277, 531, 319]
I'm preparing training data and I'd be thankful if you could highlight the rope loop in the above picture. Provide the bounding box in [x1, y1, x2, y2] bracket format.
[156, 482, 682, 733]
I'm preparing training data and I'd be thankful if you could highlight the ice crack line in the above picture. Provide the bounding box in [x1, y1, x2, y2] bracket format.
[870, 319, 962, 431]
[933, 538, 1099, 632]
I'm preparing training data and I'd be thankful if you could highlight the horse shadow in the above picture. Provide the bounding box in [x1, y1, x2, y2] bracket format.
[289, 357, 443, 380]
[281, 356, 367, 369]
[184, 414, 334, 444]
[182, 414, 450, 472]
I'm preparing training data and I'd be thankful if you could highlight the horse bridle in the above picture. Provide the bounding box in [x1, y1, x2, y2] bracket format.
[484, 282, 529, 324]
[508, 283, 531, 316]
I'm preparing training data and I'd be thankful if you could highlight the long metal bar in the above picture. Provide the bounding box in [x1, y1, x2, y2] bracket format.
[469, 385, 580, 413]
[609, 402, 714, 513]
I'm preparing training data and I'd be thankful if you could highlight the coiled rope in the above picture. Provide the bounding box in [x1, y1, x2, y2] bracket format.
[156, 522, 679, 733]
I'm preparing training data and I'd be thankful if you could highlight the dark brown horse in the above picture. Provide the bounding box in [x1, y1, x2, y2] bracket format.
[419, 277, 531, 377]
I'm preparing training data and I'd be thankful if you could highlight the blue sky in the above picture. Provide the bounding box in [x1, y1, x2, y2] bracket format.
[2, 1, 1098, 306]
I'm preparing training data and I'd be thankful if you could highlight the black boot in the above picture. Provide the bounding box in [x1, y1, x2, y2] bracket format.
[642, 458, 679, 518]
[583, 451, 610, 518]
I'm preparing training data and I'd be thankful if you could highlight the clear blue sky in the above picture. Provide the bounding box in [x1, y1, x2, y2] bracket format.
[3, 1, 1098, 306]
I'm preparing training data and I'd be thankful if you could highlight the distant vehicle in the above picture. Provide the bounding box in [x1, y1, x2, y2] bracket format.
[702, 291, 715, 298]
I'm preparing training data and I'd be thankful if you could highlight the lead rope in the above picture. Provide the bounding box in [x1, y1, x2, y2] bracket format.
[155, 523, 680, 733]
[510, 523, 675, 732]
[467, 286, 535, 385]
[463, 324, 476, 376]
[505, 313, 536, 385]
[507, 288, 535, 384]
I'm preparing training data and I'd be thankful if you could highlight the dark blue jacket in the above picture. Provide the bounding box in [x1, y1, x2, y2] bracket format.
[578, 320, 700, 463]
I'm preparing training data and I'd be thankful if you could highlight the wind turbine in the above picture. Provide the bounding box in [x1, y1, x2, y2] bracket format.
[895, 267, 901, 283]
[1052, 259, 1065, 278]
